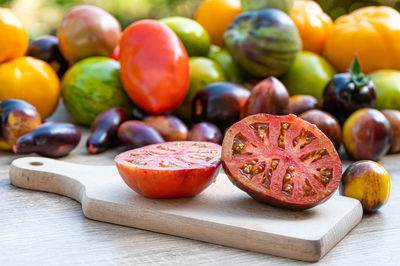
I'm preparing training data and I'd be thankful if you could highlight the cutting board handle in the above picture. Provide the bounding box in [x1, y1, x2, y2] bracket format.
[9, 157, 93, 203]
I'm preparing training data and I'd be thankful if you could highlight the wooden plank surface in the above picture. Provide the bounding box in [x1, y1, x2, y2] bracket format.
[8, 157, 362, 262]
[0, 104, 399, 265]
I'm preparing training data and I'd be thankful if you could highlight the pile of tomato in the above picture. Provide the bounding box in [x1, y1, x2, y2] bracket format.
[0, 0, 395, 212]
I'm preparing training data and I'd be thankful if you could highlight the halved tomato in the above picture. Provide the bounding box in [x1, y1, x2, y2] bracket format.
[115, 141, 221, 198]
[221, 114, 341, 210]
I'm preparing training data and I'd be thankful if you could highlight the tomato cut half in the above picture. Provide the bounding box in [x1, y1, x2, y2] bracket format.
[222, 114, 342, 210]
[115, 141, 221, 198]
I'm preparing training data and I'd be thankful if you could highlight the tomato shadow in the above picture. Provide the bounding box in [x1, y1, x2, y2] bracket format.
[218, 195, 319, 221]
[161, 192, 318, 222]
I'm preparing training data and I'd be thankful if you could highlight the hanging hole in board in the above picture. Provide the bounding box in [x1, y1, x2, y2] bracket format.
[29, 161, 43, 166]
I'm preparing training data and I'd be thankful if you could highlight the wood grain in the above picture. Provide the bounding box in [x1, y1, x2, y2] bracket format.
[8, 157, 362, 262]
[0, 103, 399, 265]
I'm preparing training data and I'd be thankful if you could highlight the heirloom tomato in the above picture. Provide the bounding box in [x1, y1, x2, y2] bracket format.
[27, 35, 69, 78]
[325, 6, 400, 73]
[371, 70, 400, 111]
[174, 57, 227, 122]
[115, 141, 222, 198]
[290, 0, 333, 55]
[221, 114, 342, 210]
[0, 8, 28, 63]
[341, 161, 391, 212]
[57, 5, 121, 63]
[160, 16, 210, 57]
[120, 20, 189, 114]
[195, 0, 241, 46]
[0, 57, 60, 119]
[342, 108, 391, 161]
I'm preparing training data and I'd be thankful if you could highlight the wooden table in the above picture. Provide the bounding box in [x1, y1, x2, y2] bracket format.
[1, 104, 399, 265]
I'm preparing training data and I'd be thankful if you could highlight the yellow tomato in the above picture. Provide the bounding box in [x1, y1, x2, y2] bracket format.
[290, 0, 332, 55]
[195, 0, 241, 47]
[342, 160, 391, 212]
[0, 57, 61, 119]
[325, 6, 400, 73]
[0, 8, 28, 63]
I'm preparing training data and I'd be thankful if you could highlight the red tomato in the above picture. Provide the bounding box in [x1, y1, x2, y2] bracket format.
[115, 141, 221, 198]
[119, 20, 190, 114]
[221, 114, 342, 210]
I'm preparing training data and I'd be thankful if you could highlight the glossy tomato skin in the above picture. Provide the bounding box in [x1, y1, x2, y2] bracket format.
[115, 141, 222, 198]
[118, 121, 164, 149]
[27, 35, 69, 78]
[120, 20, 189, 114]
[222, 114, 342, 210]
[0, 8, 28, 63]
[300, 109, 342, 151]
[0, 56, 60, 119]
[322, 73, 376, 124]
[57, 5, 121, 63]
[192, 82, 250, 131]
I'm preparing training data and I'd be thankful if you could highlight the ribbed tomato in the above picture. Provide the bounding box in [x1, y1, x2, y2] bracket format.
[221, 114, 341, 210]
[119, 20, 190, 114]
[115, 141, 221, 198]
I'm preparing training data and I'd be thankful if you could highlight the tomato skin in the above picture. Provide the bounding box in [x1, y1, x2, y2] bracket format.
[116, 163, 220, 198]
[115, 141, 221, 198]
[0, 8, 28, 63]
[0, 56, 60, 119]
[120, 20, 190, 114]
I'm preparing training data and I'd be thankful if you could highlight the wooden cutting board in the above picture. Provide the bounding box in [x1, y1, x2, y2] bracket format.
[9, 157, 362, 262]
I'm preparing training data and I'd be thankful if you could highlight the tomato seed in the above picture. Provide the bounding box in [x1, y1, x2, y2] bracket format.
[300, 148, 330, 163]
[278, 123, 290, 150]
[249, 123, 269, 141]
[293, 129, 316, 149]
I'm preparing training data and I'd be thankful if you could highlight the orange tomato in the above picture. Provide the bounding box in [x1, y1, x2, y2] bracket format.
[0, 57, 61, 119]
[290, 0, 332, 55]
[325, 6, 400, 73]
[195, 0, 241, 47]
[0, 8, 28, 63]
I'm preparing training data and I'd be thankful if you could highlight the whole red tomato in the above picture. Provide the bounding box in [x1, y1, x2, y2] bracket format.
[120, 20, 190, 114]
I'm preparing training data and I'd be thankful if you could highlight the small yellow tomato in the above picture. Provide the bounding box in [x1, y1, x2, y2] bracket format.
[0, 8, 29, 63]
[342, 160, 391, 212]
[195, 0, 241, 47]
[0, 57, 61, 119]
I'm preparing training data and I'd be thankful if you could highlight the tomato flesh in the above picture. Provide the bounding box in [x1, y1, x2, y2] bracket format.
[115, 141, 221, 198]
[222, 114, 341, 210]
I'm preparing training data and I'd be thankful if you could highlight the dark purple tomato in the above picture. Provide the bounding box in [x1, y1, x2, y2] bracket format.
[188, 122, 222, 144]
[289, 95, 320, 115]
[300, 109, 342, 150]
[321, 57, 376, 124]
[26, 35, 69, 78]
[192, 82, 250, 131]
[343, 108, 391, 161]
[143, 114, 188, 141]
[118, 121, 164, 149]
[241, 77, 290, 118]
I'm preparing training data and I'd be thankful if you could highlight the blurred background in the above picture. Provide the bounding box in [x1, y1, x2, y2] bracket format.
[1, 0, 399, 38]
